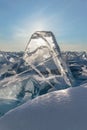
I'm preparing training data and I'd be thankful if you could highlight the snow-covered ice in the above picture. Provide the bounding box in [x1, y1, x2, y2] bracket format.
[0, 83, 87, 130]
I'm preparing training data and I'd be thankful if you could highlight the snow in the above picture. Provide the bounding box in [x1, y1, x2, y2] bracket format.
[0, 83, 87, 130]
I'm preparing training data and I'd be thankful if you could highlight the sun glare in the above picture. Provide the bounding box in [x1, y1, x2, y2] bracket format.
[30, 20, 47, 34]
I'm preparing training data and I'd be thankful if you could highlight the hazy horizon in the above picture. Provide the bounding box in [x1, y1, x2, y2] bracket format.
[0, 0, 87, 52]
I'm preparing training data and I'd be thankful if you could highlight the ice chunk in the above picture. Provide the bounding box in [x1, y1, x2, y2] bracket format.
[23, 31, 74, 88]
[0, 77, 40, 101]
[0, 76, 40, 116]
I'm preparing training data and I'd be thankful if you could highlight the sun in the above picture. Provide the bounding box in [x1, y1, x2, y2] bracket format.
[30, 19, 47, 34]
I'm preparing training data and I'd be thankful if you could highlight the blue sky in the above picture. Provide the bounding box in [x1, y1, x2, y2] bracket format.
[0, 0, 87, 51]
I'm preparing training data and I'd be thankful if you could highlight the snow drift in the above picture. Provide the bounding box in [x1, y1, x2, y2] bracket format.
[0, 83, 87, 130]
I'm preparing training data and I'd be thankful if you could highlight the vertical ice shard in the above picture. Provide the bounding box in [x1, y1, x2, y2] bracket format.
[23, 31, 74, 88]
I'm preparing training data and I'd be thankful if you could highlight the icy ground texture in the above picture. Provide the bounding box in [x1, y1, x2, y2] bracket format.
[0, 51, 24, 80]
[0, 50, 87, 116]
[62, 51, 87, 84]
[0, 83, 87, 130]
[0, 75, 39, 116]
[0, 50, 87, 117]
[0, 32, 87, 117]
